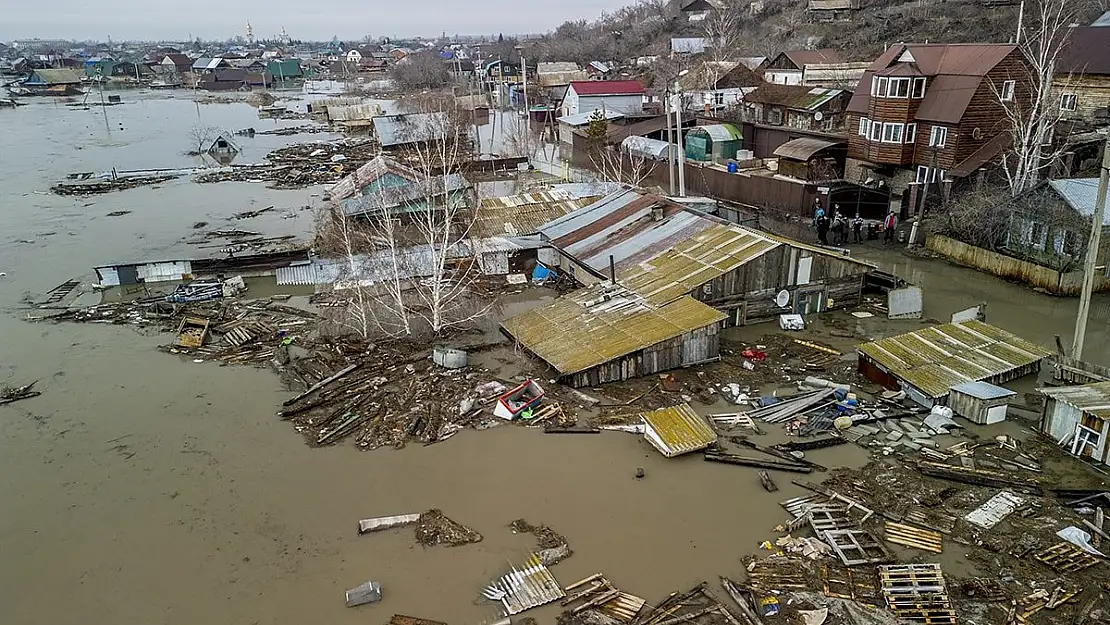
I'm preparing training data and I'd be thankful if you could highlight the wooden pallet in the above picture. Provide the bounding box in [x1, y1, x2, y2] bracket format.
[1034, 542, 1101, 572]
[747, 557, 809, 591]
[879, 564, 956, 625]
[884, 521, 943, 553]
[822, 565, 878, 604]
[809, 504, 858, 533]
[824, 529, 893, 566]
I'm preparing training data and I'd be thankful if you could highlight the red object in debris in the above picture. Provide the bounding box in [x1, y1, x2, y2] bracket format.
[742, 348, 767, 362]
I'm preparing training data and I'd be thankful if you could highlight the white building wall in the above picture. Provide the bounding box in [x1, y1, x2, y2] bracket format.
[572, 94, 643, 117]
[764, 70, 802, 85]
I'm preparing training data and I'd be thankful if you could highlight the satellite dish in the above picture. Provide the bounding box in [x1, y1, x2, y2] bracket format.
[813, 111, 824, 121]
[775, 289, 790, 308]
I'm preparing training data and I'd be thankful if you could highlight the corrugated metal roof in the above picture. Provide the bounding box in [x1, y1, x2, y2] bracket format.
[858, 320, 1052, 399]
[276, 243, 474, 286]
[773, 137, 844, 161]
[474, 189, 600, 238]
[621, 135, 671, 159]
[1039, 381, 1110, 419]
[641, 403, 718, 457]
[500, 284, 726, 375]
[557, 110, 624, 126]
[372, 112, 451, 147]
[29, 69, 83, 84]
[690, 124, 743, 142]
[538, 188, 643, 241]
[328, 103, 383, 121]
[569, 80, 644, 96]
[1048, 178, 1108, 222]
[949, 380, 1017, 401]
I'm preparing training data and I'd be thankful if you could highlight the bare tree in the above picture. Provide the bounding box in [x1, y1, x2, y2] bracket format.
[996, 0, 1079, 196]
[185, 125, 219, 155]
[592, 142, 660, 187]
[702, 0, 745, 87]
[391, 50, 451, 91]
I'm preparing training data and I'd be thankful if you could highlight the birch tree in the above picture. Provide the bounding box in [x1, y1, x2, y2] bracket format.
[996, 0, 1079, 196]
[701, 0, 744, 88]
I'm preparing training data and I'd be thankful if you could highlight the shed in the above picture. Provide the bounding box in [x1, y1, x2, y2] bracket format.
[621, 135, 671, 160]
[947, 381, 1016, 425]
[1038, 381, 1110, 466]
[772, 137, 846, 181]
[684, 124, 743, 162]
[857, 321, 1052, 407]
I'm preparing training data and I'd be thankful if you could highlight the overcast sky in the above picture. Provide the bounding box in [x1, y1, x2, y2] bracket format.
[1, 0, 632, 42]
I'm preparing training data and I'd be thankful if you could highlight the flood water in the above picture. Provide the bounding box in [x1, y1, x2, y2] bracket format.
[0, 92, 1103, 625]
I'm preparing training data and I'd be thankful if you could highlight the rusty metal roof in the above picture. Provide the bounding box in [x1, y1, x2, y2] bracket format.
[857, 320, 1051, 399]
[641, 403, 718, 457]
[1039, 381, 1110, 420]
[474, 189, 600, 238]
[500, 285, 726, 375]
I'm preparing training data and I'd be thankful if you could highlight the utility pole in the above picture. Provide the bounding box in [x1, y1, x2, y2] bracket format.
[673, 87, 686, 197]
[665, 87, 675, 195]
[520, 54, 532, 160]
[1072, 139, 1110, 360]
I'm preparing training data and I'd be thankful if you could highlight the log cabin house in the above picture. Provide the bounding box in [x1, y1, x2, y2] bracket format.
[845, 43, 1030, 215]
[1055, 25, 1110, 130]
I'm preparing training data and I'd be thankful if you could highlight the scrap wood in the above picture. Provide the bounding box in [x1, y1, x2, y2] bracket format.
[561, 574, 646, 623]
[0, 381, 41, 406]
[821, 565, 878, 605]
[389, 616, 447, 625]
[719, 577, 764, 625]
[733, 438, 827, 471]
[791, 481, 874, 523]
[916, 460, 1044, 496]
[704, 451, 813, 473]
[901, 507, 957, 534]
[745, 557, 808, 590]
[1034, 542, 1101, 572]
[414, 509, 483, 547]
[282, 362, 361, 406]
[883, 521, 943, 553]
[758, 471, 777, 492]
[793, 339, 841, 356]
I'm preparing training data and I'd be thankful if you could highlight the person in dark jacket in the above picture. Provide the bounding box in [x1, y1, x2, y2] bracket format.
[816, 214, 830, 245]
[853, 214, 864, 243]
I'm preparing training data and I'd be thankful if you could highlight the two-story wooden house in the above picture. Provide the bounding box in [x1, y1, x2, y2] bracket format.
[845, 43, 1029, 213]
[1055, 25, 1110, 129]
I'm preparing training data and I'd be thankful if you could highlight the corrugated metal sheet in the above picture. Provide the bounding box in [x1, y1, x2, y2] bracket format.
[95, 266, 120, 287]
[538, 188, 645, 241]
[275, 262, 321, 286]
[1039, 381, 1110, 419]
[965, 491, 1023, 529]
[622, 135, 671, 159]
[858, 320, 1052, 399]
[500, 284, 726, 375]
[328, 103, 383, 121]
[949, 381, 1017, 401]
[556, 110, 623, 127]
[690, 124, 743, 142]
[137, 261, 192, 282]
[641, 403, 718, 457]
[772, 137, 844, 161]
[474, 190, 599, 238]
[276, 244, 471, 287]
[1049, 179, 1108, 222]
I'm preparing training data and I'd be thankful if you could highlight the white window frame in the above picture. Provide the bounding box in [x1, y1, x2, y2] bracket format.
[1061, 92, 1078, 111]
[911, 77, 926, 98]
[881, 122, 904, 143]
[858, 117, 871, 137]
[887, 77, 911, 98]
[872, 76, 888, 98]
[929, 125, 948, 148]
[1000, 80, 1016, 102]
[905, 123, 917, 144]
[869, 120, 882, 141]
[916, 166, 945, 184]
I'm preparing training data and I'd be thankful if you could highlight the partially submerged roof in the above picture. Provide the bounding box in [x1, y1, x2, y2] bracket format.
[950, 380, 1017, 401]
[773, 137, 846, 161]
[327, 155, 470, 216]
[500, 284, 726, 376]
[641, 403, 718, 457]
[327, 103, 382, 121]
[29, 68, 83, 84]
[473, 189, 601, 238]
[569, 80, 645, 96]
[1039, 381, 1110, 420]
[858, 320, 1051, 399]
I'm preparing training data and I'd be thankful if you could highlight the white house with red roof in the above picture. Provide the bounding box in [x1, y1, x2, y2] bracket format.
[562, 80, 645, 117]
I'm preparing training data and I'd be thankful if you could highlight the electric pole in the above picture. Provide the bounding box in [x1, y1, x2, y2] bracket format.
[1072, 139, 1110, 360]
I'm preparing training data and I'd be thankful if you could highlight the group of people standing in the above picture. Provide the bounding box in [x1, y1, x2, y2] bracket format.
[811, 198, 897, 246]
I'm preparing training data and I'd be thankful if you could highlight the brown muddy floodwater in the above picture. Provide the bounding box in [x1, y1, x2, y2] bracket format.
[0, 93, 1104, 625]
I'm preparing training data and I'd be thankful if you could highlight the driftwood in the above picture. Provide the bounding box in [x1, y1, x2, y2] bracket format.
[704, 451, 813, 473]
[0, 381, 41, 406]
[758, 471, 778, 492]
[282, 362, 361, 406]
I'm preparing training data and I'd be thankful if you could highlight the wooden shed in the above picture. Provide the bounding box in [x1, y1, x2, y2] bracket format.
[946, 381, 1016, 425]
[1038, 381, 1110, 466]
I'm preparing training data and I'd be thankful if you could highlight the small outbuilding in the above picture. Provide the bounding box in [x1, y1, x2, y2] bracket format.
[946, 381, 1016, 425]
[684, 124, 743, 162]
[1038, 381, 1110, 466]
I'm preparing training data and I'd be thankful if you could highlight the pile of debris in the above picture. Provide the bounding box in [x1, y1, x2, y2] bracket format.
[52, 173, 179, 195]
[414, 509, 483, 547]
[510, 519, 572, 566]
[195, 138, 378, 188]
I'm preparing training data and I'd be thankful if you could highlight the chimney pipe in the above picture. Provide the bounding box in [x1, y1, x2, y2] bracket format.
[609, 255, 616, 284]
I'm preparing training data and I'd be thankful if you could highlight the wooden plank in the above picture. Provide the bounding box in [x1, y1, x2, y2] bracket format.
[283, 362, 361, 406]
[884, 521, 943, 553]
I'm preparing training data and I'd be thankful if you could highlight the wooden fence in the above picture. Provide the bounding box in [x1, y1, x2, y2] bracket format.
[926, 234, 1110, 296]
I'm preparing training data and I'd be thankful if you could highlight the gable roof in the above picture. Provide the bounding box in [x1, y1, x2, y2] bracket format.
[371, 112, 452, 147]
[1057, 27, 1110, 75]
[569, 80, 644, 96]
[162, 53, 191, 67]
[776, 49, 842, 69]
[326, 155, 470, 216]
[28, 68, 83, 84]
[1047, 178, 1110, 222]
[847, 43, 1020, 124]
[679, 60, 763, 90]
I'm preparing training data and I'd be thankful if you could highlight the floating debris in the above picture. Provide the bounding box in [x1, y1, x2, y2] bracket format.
[345, 580, 382, 607]
[511, 519, 572, 565]
[414, 509, 482, 547]
[483, 553, 565, 616]
[1, 381, 41, 406]
[358, 513, 421, 535]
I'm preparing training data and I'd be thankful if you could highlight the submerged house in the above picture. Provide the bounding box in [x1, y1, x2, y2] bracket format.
[326, 155, 472, 223]
[501, 189, 874, 385]
[1039, 381, 1110, 466]
[857, 320, 1051, 407]
[371, 112, 457, 150]
[22, 68, 84, 94]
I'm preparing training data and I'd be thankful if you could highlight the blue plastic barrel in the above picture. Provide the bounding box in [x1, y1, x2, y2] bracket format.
[727, 162, 738, 173]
